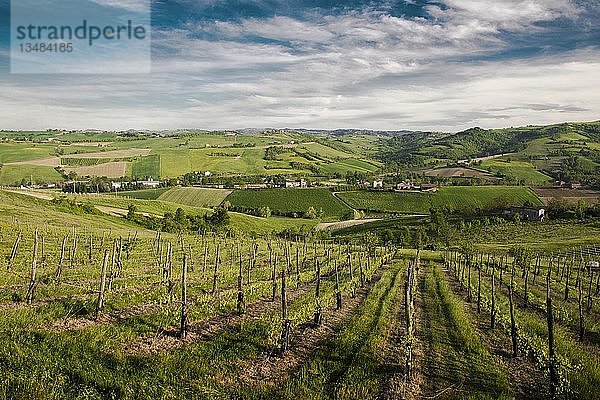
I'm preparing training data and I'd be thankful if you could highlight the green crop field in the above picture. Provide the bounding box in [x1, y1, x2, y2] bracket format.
[116, 187, 171, 200]
[131, 155, 161, 179]
[479, 160, 553, 185]
[319, 158, 380, 174]
[157, 187, 232, 208]
[226, 188, 353, 221]
[338, 186, 543, 214]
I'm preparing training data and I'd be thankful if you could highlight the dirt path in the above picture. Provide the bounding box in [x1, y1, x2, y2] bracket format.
[315, 218, 381, 232]
[238, 263, 393, 385]
[381, 264, 421, 400]
[415, 264, 512, 399]
[121, 278, 317, 355]
[3, 189, 55, 201]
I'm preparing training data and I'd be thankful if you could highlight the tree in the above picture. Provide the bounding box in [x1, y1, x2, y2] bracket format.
[206, 207, 230, 228]
[126, 204, 138, 220]
[259, 206, 271, 218]
[304, 206, 318, 219]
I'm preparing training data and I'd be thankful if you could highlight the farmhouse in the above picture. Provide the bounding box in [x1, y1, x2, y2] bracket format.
[503, 206, 546, 221]
[396, 181, 418, 191]
[372, 180, 384, 189]
[136, 179, 161, 188]
[420, 184, 438, 193]
[284, 179, 307, 188]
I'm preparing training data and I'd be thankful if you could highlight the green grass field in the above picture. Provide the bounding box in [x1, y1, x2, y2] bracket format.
[131, 155, 161, 179]
[0, 143, 54, 163]
[319, 159, 380, 175]
[157, 187, 232, 208]
[226, 188, 353, 221]
[116, 187, 171, 200]
[479, 160, 553, 185]
[0, 165, 63, 185]
[338, 186, 543, 214]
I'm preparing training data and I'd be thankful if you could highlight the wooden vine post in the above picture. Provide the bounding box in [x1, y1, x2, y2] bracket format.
[490, 261, 496, 329]
[26, 229, 39, 304]
[313, 259, 322, 326]
[467, 255, 472, 302]
[202, 240, 209, 278]
[95, 249, 110, 318]
[547, 272, 559, 397]
[180, 255, 189, 339]
[280, 264, 290, 354]
[211, 241, 221, 295]
[55, 235, 68, 280]
[7, 230, 22, 271]
[348, 249, 355, 297]
[578, 276, 585, 341]
[508, 283, 518, 357]
[359, 252, 365, 288]
[334, 259, 342, 310]
[237, 243, 245, 315]
[524, 262, 530, 308]
[271, 249, 278, 302]
[477, 258, 482, 313]
[295, 244, 300, 288]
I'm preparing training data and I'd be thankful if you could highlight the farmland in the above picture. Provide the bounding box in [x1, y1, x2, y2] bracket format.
[1, 122, 600, 399]
[479, 160, 553, 185]
[226, 188, 353, 221]
[338, 186, 543, 215]
[157, 187, 232, 208]
[0, 200, 599, 398]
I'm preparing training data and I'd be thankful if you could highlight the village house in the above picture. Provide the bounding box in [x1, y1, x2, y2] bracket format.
[372, 180, 384, 189]
[503, 206, 546, 221]
[420, 183, 439, 193]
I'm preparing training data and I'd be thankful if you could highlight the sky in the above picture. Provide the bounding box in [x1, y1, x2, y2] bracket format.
[0, 0, 599, 132]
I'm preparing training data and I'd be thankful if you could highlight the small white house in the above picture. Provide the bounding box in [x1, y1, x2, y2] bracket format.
[373, 180, 384, 189]
[136, 180, 161, 188]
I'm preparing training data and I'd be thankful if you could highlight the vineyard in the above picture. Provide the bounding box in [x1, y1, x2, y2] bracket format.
[226, 188, 353, 221]
[338, 186, 543, 215]
[1, 216, 599, 399]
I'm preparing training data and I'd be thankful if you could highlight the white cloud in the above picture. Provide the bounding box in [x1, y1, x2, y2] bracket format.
[89, 0, 149, 14]
[0, 0, 596, 131]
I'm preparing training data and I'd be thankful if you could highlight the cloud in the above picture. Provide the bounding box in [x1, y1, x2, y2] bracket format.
[0, 0, 597, 131]
[89, 0, 149, 13]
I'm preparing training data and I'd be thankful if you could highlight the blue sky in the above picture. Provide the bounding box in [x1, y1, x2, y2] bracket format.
[0, 0, 599, 131]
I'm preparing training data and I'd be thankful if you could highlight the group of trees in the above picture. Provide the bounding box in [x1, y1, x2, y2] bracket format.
[126, 205, 230, 234]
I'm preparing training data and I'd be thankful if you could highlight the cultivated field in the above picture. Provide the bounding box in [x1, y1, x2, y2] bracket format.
[63, 162, 128, 179]
[338, 186, 543, 215]
[157, 187, 232, 208]
[226, 188, 353, 221]
[424, 167, 500, 180]
[534, 188, 600, 205]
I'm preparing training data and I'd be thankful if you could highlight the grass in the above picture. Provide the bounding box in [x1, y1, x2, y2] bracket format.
[319, 159, 380, 175]
[116, 187, 171, 200]
[479, 160, 553, 185]
[469, 261, 600, 400]
[157, 187, 232, 208]
[0, 165, 63, 185]
[0, 190, 143, 233]
[226, 188, 353, 221]
[246, 262, 406, 399]
[421, 263, 511, 398]
[131, 155, 161, 179]
[338, 186, 543, 214]
[0, 143, 54, 163]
